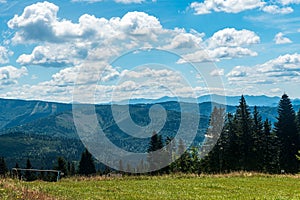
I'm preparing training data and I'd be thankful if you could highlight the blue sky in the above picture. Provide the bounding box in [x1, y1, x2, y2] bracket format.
[1, 0, 300, 103]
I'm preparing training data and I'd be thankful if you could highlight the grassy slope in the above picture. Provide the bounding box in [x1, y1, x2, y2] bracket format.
[1, 173, 299, 200]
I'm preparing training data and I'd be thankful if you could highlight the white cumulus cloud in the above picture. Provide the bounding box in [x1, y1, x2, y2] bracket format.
[9, 2, 209, 67]
[261, 5, 293, 14]
[210, 69, 224, 76]
[17, 44, 88, 67]
[177, 47, 257, 63]
[207, 28, 260, 48]
[0, 66, 27, 88]
[0, 46, 12, 64]
[274, 32, 292, 44]
[227, 53, 300, 85]
[279, 0, 300, 5]
[7, 1, 61, 43]
[178, 28, 259, 64]
[190, 0, 265, 15]
[190, 0, 299, 15]
[162, 31, 204, 50]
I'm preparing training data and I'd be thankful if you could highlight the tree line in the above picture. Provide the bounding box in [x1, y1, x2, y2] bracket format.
[146, 94, 300, 174]
[0, 94, 299, 179]
[0, 148, 96, 181]
[201, 94, 299, 174]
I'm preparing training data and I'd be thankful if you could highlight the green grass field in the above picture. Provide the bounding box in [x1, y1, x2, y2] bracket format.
[0, 173, 299, 200]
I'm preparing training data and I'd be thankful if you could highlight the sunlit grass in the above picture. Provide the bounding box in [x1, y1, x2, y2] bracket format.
[1, 172, 299, 200]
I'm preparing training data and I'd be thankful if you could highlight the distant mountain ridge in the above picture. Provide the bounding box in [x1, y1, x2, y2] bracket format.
[0, 98, 71, 131]
[1, 95, 300, 169]
[114, 94, 300, 107]
[1, 94, 300, 132]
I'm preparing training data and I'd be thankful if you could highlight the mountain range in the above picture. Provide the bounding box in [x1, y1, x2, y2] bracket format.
[116, 94, 300, 107]
[0, 94, 299, 169]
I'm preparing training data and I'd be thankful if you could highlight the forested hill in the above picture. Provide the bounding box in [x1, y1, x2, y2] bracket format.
[0, 97, 299, 169]
[0, 98, 71, 130]
[1, 96, 299, 133]
[2, 99, 299, 139]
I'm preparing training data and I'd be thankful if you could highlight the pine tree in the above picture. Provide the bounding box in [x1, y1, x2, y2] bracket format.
[262, 119, 279, 173]
[200, 107, 225, 157]
[199, 107, 226, 173]
[252, 106, 264, 171]
[296, 150, 300, 161]
[224, 113, 239, 171]
[199, 111, 238, 173]
[54, 157, 67, 176]
[297, 109, 300, 140]
[14, 162, 21, 179]
[176, 139, 192, 173]
[147, 131, 164, 173]
[67, 162, 71, 176]
[0, 157, 8, 177]
[190, 147, 200, 173]
[15, 162, 19, 169]
[164, 136, 175, 173]
[25, 158, 36, 181]
[78, 148, 96, 176]
[275, 94, 299, 173]
[70, 162, 76, 176]
[297, 109, 300, 131]
[235, 95, 254, 170]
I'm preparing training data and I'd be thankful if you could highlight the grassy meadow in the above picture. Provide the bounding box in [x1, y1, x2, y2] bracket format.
[0, 173, 299, 200]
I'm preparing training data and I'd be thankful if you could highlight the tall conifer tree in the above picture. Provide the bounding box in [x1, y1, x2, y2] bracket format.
[235, 95, 254, 170]
[253, 106, 264, 171]
[0, 157, 8, 177]
[78, 148, 96, 176]
[147, 131, 164, 173]
[274, 94, 299, 173]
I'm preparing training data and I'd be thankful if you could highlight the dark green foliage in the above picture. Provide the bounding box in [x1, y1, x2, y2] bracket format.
[15, 162, 19, 168]
[200, 112, 234, 173]
[261, 119, 279, 173]
[297, 109, 300, 127]
[203, 97, 254, 172]
[297, 109, 300, 163]
[234, 95, 255, 170]
[252, 106, 264, 171]
[13, 162, 22, 179]
[189, 147, 200, 173]
[0, 157, 8, 177]
[198, 107, 226, 173]
[24, 158, 36, 181]
[175, 139, 192, 173]
[163, 136, 175, 174]
[54, 157, 67, 176]
[0, 99, 71, 131]
[70, 162, 76, 176]
[78, 149, 96, 176]
[147, 131, 164, 173]
[199, 96, 289, 174]
[221, 113, 239, 171]
[274, 94, 300, 173]
[0, 132, 84, 170]
[201, 107, 225, 157]
[148, 131, 163, 153]
[2, 96, 300, 176]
